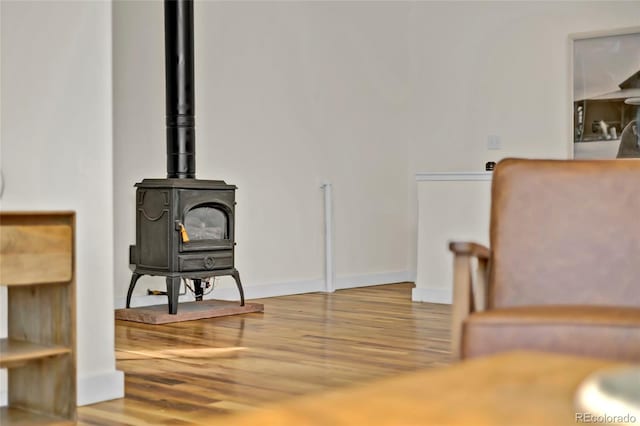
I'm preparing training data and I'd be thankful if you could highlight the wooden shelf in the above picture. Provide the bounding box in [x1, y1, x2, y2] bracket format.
[0, 212, 76, 424]
[0, 407, 74, 426]
[0, 339, 71, 368]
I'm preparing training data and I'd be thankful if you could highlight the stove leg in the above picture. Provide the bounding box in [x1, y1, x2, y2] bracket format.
[231, 269, 245, 306]
[194, 278, 203, 301]
[126, 273, 142, 309]
[166, 276, 181, 314]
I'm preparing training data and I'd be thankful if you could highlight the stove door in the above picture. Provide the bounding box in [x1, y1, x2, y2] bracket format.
[180, 203, 233, 252]
[184, 206, 227, 240]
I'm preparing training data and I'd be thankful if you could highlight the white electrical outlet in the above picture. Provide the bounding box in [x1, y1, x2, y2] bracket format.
[487, 135, 502, 150]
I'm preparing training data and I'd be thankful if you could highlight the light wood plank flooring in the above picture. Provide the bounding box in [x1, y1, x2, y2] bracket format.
[78, 283, 451, 425]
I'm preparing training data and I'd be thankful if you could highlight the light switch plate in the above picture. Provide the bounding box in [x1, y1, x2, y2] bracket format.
[487, 135, 502, 150]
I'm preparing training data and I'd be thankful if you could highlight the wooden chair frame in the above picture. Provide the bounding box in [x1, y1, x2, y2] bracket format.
[449, 242, 490, 360]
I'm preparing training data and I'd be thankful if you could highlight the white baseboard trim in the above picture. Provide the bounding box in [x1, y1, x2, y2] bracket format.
[412, 287, 452, 304]
[230, 278, 327, 300]
[334, 271, 412, 290]
[115, 278, 326, 309]
[78, 370, 125, 406]
[115, 271, 413, 308]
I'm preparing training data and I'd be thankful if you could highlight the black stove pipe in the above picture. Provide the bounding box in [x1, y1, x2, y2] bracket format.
[165, 0, 195, 179]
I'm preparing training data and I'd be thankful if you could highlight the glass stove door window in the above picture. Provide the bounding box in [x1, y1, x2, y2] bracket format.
[184, 207, 228, 240]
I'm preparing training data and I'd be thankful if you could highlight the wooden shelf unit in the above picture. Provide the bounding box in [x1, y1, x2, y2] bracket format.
[0, 212, 76, 425]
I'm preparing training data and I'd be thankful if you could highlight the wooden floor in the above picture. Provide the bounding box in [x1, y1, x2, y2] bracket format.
[78, 283, 451, 425]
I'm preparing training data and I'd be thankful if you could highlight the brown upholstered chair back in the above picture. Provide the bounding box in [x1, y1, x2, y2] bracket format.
[489, 159, 640, 309]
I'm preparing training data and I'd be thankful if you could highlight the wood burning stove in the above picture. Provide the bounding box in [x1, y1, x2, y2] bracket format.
[125, 0, 244, 314]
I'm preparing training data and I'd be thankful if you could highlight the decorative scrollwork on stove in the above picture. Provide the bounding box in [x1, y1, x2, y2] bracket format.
[139, 190, 170, 221]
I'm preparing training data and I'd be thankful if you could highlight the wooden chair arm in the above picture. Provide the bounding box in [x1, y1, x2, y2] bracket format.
[449, 242, 490, 361]
[449, 241, 490, 259]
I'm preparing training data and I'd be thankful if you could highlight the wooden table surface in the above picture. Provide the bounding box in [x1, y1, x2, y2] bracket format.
[208, 351, 622, 426]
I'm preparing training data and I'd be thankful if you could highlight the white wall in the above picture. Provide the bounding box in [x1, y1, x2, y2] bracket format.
[0, 0, 123, 405]
[406, 1, 640, 276]
[113, 1, 413, 305]
[114, 1, 639, 305]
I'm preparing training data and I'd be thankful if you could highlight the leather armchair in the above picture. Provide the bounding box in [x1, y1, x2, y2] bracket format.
[450, 158, 640, 361]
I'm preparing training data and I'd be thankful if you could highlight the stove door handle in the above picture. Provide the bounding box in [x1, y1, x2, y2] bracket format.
[176, 222, 190, 243]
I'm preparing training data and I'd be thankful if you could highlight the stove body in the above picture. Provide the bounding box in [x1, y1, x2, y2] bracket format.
[127, 179, 244, 314]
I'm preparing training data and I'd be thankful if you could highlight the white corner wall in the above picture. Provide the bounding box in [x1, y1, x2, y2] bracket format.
[0, 1, 123, 405]
[112, 1, 413, 305]
[406, 1, 640, 277]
